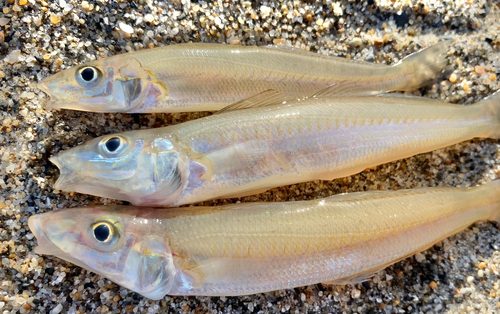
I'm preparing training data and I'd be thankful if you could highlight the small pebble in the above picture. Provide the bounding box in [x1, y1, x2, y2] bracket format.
[475, 65, 486, 75]
[50, 14, 61, 24]
[6, 50, 21, 63]
[449, 73, 457, 83]
[118, 22, 134, 34]
[351, 289, 361, 299]
[50, 304, 63, 314]
[144, 14, 154, 23]
[333, 3, 342, 16]
[260, 5, 271, 18]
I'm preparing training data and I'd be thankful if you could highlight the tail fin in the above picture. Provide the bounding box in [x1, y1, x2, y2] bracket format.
[476, 180, 500, 223]
[311, 40, 451, 98]
[396, 40, 451, 91]
[479, 90, 500, 138]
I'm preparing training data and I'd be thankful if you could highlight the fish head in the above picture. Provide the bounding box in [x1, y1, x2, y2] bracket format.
[50, 132, 191, 205]
[38, 56, 167, 113]
[28, 206, 177, 299]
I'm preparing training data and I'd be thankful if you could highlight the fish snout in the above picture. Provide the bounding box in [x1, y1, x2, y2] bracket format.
[28, 214, 55, 256]
[50, 155, 82, 191]
[36, 78, 67, 110]
[36, 79, 57, 106]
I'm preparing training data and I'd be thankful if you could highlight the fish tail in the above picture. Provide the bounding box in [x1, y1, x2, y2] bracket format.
[478, 180, 500, 223]
[395, 40, 451, 91]
[479, 90, 500, 138]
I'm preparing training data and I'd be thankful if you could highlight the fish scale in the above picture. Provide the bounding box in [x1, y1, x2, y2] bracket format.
[165, 183, 500, 295]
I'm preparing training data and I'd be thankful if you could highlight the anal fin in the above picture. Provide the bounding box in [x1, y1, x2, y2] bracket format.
[322, 262, 397, 286]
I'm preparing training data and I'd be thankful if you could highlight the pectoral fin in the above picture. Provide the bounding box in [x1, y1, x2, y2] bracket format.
[216, 90, 287, 114]
[311, 81, 382, 98]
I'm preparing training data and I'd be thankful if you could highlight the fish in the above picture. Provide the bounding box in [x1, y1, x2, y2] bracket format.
[49, 91, 500, 206]
[28, 181, 500, 299]
[37, 41, 450, 113]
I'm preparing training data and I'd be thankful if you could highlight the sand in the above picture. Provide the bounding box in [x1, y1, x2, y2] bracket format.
[1, 0, 500, 313]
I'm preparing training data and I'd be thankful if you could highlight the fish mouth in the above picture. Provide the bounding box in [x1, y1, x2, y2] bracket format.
[28, 214, 55, 256]
[50, 155, 82, 191]
[28, 214, 71, 259]
[36, 80, 66, 110]
[28, 213, 96, 273]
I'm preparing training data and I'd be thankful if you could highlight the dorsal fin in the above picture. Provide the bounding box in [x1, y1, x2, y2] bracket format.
[215, 90, 287, 115]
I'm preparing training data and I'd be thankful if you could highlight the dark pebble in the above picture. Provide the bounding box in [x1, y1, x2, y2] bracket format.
[395, 12, 409, 27]
[362, 281, 371, 290]
[84, 282, 95, 289]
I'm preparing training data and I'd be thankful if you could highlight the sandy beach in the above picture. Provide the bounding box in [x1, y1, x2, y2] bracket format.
[1, 0, 500, 313]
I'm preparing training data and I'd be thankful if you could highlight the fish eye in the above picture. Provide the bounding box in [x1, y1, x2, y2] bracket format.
[91, 222, 117, 244]
[99, 135, 128, 156]
[105, 137, 122, 152]
[76, 66, 102, 87]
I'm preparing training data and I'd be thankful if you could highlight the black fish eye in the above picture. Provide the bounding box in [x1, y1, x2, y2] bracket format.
[93, 223, 111, 242]
[80, 67, 96, 82]
[105, 137, 122, 152]
[76, 66, 102, 87]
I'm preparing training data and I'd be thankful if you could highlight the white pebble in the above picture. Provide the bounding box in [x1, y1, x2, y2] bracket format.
[467, 276, 474, 284]
[214, 16, 222, 27]
[300, 293, 306, 302]
[50, 304, 63, 314]
[333, 3, 343, 16]
[144, 14, 154, 23]
[5, 50, 21, 64]
[351, 288, 361, 299]
[260, 5, 271, 18]
[118, 22, 134, 34]
[477, 270, 484, 278]
[414, 253, 426, 262]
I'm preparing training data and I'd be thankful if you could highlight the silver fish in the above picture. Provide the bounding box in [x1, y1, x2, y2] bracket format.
[28, 181, 500, 298]
[50, 91, 500, 206]
[37, 41, 450, 113]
